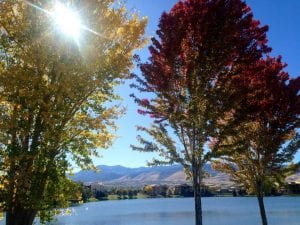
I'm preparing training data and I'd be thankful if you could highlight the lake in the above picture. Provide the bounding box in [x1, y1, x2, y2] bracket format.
[1, 197, 299, 225]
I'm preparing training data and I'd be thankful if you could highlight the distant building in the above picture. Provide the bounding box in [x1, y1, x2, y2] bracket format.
[174, 184, 194, 197]
[89, 182, 105, 192]
[287, 182, 300, 194]
[143, 184, 168, 197]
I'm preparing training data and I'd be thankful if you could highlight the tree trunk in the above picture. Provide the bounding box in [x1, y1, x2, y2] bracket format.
[193, 166, 203, 225]
[6, 207, 37, 225]
[256, 182, 268, 225]
[257, 194, 268, 225]
[194, 183, 202, 225]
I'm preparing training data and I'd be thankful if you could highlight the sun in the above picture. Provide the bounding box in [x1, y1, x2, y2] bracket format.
[24, 0, 102, 44]
[52, 1, 82, 43]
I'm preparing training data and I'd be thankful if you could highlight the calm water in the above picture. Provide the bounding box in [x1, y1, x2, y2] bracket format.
[48, 197, 300, 225]
[1, 197, 300, 225]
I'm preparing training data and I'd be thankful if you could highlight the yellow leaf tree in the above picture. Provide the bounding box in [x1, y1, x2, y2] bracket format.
[0, 1, 146, 225]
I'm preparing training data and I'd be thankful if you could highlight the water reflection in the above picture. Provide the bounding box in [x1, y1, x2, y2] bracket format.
[0, 197, 299, 225]
[50, 197, 300, 225]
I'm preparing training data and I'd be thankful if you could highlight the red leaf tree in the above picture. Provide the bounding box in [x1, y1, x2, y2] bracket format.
[212, 56, 300, 225]
[131, 1, 271, 225]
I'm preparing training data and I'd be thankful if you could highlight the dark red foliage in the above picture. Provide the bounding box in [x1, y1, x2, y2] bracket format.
[132, 0, 271, 121]
[234, 56, 300, 131]
[140, 98, 150, 106]
[131, 2, 300, 225]
[230, 56, 300, 159]
[137, 109, 147, 115]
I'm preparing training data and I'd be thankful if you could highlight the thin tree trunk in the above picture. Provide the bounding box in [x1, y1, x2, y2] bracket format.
[256, 182, 268, 225]
[193, 165, 203, 225]
[257, 194, 268, 225]
[6, 207, 37, 225]
[194, 183, 202, 225]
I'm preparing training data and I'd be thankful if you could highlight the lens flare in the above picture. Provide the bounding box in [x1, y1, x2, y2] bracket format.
[52, 1, 81, 43]
[23, 0, 103, 45]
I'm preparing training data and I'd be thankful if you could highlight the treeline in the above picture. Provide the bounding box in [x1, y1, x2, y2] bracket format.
[72, 182, 298, 203]
[74, 183, 214, 201]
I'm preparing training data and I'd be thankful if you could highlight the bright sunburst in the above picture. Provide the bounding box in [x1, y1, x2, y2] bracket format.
[24, 0, 102, 45]
[52, 1, 82, 44]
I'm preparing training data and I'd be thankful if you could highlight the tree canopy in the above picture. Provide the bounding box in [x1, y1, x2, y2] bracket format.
[211, 56, 300, 225]
[130, 1, 272, 225]
[0, 1, 146, 224]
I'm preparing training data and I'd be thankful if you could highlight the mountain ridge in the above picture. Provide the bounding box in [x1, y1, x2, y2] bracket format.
[71, 164, 232, 187]
[71, 164, 300, 188]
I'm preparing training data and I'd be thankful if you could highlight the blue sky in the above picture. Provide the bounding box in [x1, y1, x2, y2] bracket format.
[92, 0, 300, 168]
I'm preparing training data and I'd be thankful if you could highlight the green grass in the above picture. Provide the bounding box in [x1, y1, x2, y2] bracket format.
[88, 197, 98, 202]
[136, 193, 149, 199]
[107, 195, 121, 200]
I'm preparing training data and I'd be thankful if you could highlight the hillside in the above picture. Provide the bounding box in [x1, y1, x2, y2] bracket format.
[71, 164, 233, 187]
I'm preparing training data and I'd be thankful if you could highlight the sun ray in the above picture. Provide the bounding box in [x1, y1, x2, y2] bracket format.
[23, 0, 52, 15]
[52, 1, 81, 44]
[23, 0, 105, 44]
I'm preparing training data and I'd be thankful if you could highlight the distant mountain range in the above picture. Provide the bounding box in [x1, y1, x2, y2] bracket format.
[71, 164, 233, 187]
[71, 164, 300, 187]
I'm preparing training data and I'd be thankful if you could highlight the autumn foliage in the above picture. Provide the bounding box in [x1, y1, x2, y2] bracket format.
[132, 0, 271, 122]
[211, 54, 300, 225]
[0, 1, 146, 225]
[130, 1, 280, 225]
